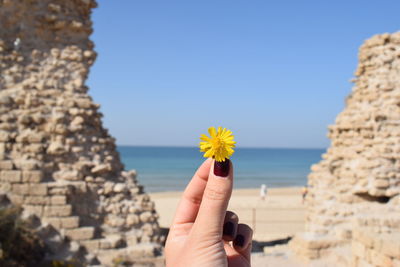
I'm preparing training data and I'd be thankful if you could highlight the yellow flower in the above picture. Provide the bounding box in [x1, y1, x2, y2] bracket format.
[199, 127, 236, 162]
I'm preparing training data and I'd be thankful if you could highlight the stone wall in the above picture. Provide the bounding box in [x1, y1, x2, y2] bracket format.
[290, 32, 400, 266]
[352, 219, 400, 266]
[0, 0, 161, 265]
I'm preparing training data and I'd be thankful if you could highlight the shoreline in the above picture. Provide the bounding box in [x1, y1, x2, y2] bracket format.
[150, 186, 305, 242]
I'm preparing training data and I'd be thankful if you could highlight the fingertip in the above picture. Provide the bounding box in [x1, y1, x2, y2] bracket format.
[195, 158, 213, 181]
[233, 224, 253, 262]
[223, 211, 239, 242]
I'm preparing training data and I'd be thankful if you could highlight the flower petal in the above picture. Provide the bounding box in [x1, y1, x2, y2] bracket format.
[204, 149, 214, 158]
[208, 127, 216, 137]
[200, 134, 210, 141]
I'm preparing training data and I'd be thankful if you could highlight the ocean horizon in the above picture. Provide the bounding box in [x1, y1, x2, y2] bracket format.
[117, 146, 325, 193]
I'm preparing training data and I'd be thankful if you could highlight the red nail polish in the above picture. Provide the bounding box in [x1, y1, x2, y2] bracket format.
[214, 159, 230, 177]
[234, 234, 245, 247]
[223, 221, 235, 237]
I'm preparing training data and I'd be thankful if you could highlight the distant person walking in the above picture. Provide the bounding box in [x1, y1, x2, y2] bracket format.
[260, 184, 267, 201]
[302, 186, 308, 204]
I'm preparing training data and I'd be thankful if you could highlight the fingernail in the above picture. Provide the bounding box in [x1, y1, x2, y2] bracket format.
[234, 234, 245, 247]
[223, 221, 235, 237]
[214, 159, 230, 177]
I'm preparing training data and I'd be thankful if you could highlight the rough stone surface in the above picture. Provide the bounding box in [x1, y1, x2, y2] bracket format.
[20, 212, 98, 266]
[0, 0, 162, 265]
[290, 32, 400, 266]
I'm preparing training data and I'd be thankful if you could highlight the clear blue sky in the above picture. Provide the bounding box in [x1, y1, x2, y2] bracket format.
[88, 0, 399, 148]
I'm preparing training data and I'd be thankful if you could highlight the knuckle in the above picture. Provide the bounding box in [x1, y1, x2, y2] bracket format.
[203, 186, 227, 201]
[183, 193, 202, 206]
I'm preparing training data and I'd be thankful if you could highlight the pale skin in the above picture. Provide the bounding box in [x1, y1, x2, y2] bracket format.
[165, 158, 253, 267]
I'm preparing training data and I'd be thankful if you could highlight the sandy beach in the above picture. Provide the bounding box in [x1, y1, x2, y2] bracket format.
[150, 186, 305, 242]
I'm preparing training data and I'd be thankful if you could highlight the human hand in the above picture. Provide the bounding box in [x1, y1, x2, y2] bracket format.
[165, 158, 253, 267]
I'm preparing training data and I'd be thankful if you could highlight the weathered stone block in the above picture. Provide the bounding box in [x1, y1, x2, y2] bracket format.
[142, 202, 155, 211]
[106, 215, 125, 228]
[306, 238, 335, 250]
[8, 193, 24, 205]
[0, 182, 11, 192]
[29, 184, 48, 195]
[91, 164, 110, 175]
[370, 249, 393, 267]
[12, 183, 30, 195]
[64, 227, 95, 240]
[44, 217, 62, 229]
[373, 236, 383, 251]
[25, 144, 44, 153]
[71, 116, 84, 126]
[1, 170, 21, 183]
[113, 183, 125, 193]
[373, 179, 390, 189]
[125, 244, 159, 258]
[100, 235, 123, 249]
[22, 170, 43, 183]
[140, 234, 151, 242]
[0, 160, 13, 170]
[25, 196, 50, 205]
[81, 240, 99, 251]
[99, 239, 112, 249]
[368, 188, 387, 197]
[0, 131, 9, 142]
[68, 181, 87, 193]
[351, 256, 359, 267]
[54, 170, 81, 181]
[351, 240, 365, 258]
[355, 231, 374, 248]
[126, 214, 139, 226]
[126, 235, 138, 246]
[381, 236, 400, 258]
[51, 195, 67, 205]
[23, 205, 43, 216]
[28, 133, 44, 143]
[61, 216, 80, 229]
[49, 186, 70, 195]
[47, 141, 66, 155]
[43, 205, 72, 217]
[141, 223, 155, 236]
[139, 211, 153, 223]
[18, 159, 40, 170]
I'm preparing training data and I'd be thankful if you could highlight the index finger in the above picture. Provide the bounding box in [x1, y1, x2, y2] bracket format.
[171, 158, 212, 225]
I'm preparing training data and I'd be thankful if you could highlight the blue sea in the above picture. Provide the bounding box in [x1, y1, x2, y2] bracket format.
[117, 146, 325, 193]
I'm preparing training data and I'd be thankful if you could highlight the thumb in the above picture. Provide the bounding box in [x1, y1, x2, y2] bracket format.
[193, 159, 233, 238]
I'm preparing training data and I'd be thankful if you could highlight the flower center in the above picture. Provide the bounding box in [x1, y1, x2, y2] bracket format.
[212, 137, 223, 150]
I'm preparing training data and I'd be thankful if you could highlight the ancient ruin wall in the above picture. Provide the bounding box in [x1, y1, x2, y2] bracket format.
[290, 32, 400, 266]
[0, 0, 161, 264]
